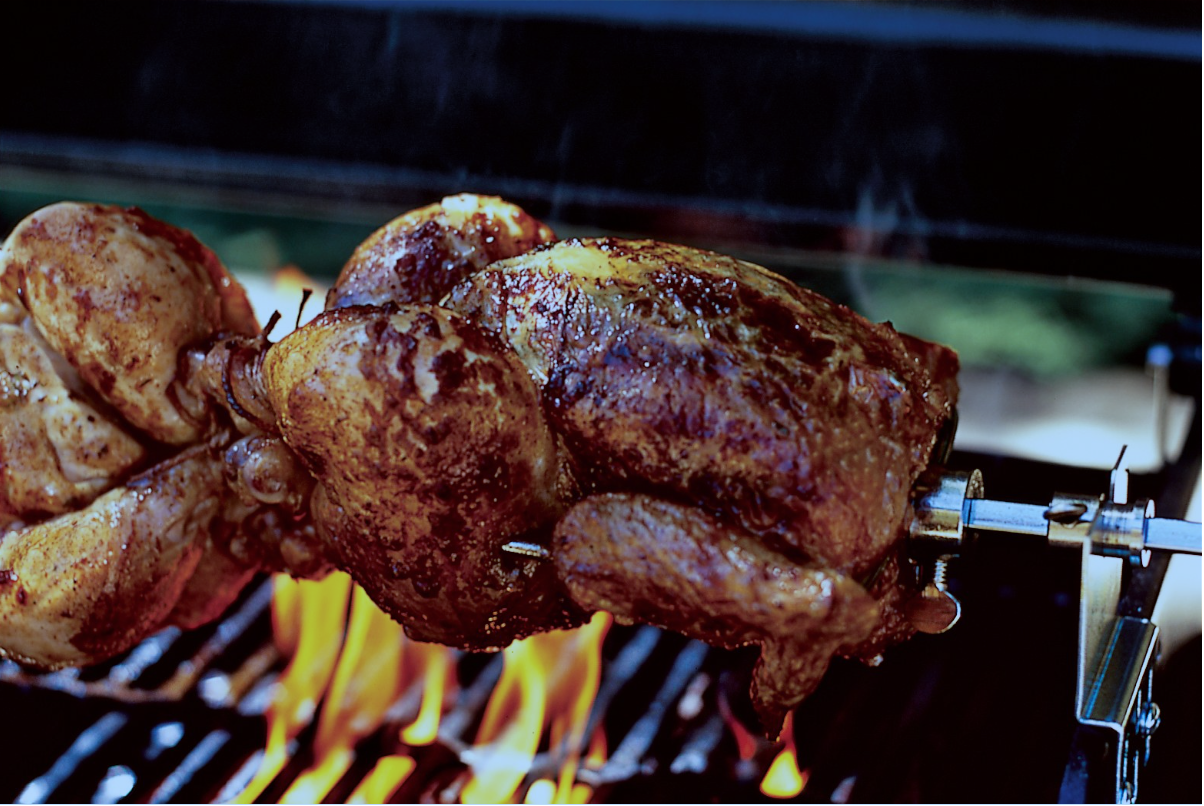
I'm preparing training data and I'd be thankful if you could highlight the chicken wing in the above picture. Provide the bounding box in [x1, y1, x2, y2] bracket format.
[554, 492, 880, 732]
[327, 194, 555, 310]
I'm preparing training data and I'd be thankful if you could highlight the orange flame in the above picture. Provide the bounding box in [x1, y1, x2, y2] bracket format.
[235, 573, 462, 804]
[584, 725, 607, 770]
[270, 574, 302, 657]
[278, 585, 406, 803]
[400, 639, 454, 746]
[340, 633, 457, 802]
[566, 725, 608, 805]
[462, 611, 612, 805]
[760, 711, 808, 799]
[245, 568, 613, 804]
[461, 638, 549, 804]
[347, 755, 416, 804]
[233, 572, 353, 804]
[717, 686, 760, 763]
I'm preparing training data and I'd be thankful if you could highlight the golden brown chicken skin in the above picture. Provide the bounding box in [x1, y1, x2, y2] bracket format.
[0, 203, 264, 668]
[327, 194, 556, 310]
[0, 202, 256, 444]
[0, 444, 227, 668]
[0, 197, 960, 737]
[0, 316, 146, 527]
[443, 237, 956, 733]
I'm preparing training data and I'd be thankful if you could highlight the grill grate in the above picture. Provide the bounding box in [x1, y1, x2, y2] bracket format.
[0, 576, 784, 804]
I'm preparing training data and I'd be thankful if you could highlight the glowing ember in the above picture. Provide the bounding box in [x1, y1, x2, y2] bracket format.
[233, 572, 353, 804]
[717, 686, 760, 762]
[461, 612, 611, 805]
[760, 712, 807, 799]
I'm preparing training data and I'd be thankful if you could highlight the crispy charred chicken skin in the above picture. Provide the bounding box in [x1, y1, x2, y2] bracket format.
[0, 196, 957, 736]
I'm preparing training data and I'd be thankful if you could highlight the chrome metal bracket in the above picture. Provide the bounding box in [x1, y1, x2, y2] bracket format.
[909, 462, 1200, 803]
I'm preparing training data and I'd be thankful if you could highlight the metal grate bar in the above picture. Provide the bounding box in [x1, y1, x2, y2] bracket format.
[16, 713, 129, 804]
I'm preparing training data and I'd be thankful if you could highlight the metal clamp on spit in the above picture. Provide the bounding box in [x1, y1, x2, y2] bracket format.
[908, 454, 1202, 804]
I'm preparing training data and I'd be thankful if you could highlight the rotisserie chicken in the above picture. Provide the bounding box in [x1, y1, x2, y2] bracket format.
[0, 196, 957, 735]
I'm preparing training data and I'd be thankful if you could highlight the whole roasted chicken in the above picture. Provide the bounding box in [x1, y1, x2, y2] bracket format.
[0, 195, 957, 734]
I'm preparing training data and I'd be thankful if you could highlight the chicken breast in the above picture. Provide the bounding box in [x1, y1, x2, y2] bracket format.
[443, 237, 956, 733]
[446, 238, 957, 575]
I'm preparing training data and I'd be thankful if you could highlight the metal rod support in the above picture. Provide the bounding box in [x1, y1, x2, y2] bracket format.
[1143, 518, 1202, 555]
[962, 499, 1049, 537]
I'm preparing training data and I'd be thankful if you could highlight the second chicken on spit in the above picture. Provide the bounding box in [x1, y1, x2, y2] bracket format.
[0, 196, 957, 735]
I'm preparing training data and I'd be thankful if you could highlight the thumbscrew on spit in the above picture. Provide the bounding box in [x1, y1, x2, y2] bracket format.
[904, 557, 962, 634]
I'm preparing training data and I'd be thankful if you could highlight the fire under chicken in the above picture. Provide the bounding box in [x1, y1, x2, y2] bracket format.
[0, 196, 957, 735]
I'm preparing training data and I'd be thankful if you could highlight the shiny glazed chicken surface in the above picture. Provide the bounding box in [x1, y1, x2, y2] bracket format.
[447, 238, 956, 576]
[0, 195, 958, 736]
